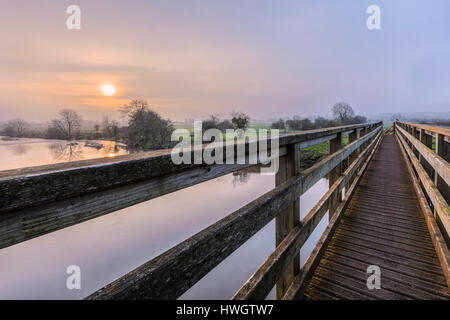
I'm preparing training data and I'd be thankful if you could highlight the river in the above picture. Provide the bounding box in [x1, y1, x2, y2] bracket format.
[0, 138, 329, 300]
[0, 137, 128, 170]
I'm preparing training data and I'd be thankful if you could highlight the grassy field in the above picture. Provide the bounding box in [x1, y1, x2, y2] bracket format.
[174, 123, 377, 169]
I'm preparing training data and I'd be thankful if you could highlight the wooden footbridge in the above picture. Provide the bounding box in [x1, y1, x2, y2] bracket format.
[0, 121, 449, 300]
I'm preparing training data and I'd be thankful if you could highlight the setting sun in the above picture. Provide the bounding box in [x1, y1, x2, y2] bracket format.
[101, 84, 116, 96]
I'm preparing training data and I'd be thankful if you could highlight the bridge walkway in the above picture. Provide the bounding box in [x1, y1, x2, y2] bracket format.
[303, 135, 450, 300]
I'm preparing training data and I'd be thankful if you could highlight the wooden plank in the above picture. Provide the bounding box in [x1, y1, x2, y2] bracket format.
[397, 125, 449, 186]
[329, 132, 343, 218]
[0, 163, 253, 249]
[324, 253, 450, 298]
[397, 121, 450, 139]
[298, 134, 336, 149]
[337, 224, 436, 251]
[275, 143, 300, 298]
[308, 271, 376, 300]
[232, 130, 382, 300]
[282, 131, 383, 300]
[326, 244, 448, 289]
[298, 134, 449, 300]
[347, 129, 359, 190]
[303, 285, 340, 300]
[0, 125, 383, 250]
[301, 126, 382, 194]
[0, 122, 381, 213]
[396, 131, 450, 289]
[86, 170, 304, 300]
[333, 228, 439, 259]
[396, 131, 450, 239]
[332, 238, 445, 276]
[317, 260, 446, 300]
[436, 133, 450, 205]
[87, 125, 382, 300]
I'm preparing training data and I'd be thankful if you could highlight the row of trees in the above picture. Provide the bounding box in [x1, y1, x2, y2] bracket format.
[202, 112, 251, 133]
[43, 100, 175, 149]
[271, 103, 367, 131]
[2, 101, 367, 150]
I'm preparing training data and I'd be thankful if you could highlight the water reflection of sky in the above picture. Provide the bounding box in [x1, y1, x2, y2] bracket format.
[0, 165, 329, 300]
[0, 138, 128, 171]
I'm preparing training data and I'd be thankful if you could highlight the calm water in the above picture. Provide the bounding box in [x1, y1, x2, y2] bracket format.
[0, 139, 329, 300]
[0, 137, 128, 170]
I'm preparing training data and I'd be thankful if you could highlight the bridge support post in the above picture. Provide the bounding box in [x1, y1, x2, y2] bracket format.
[275, 143, 300, 299]
[329, 132, 343, 219]
[347, 129, 359, 190]
[435, 134, 450, 213]
[419, 129, 434, 179]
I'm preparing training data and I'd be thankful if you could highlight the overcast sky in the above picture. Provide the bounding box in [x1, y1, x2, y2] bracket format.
[0, 0, 449, 122]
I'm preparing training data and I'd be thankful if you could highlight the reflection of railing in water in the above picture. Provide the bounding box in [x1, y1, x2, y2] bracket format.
[0, 122, 384, 299]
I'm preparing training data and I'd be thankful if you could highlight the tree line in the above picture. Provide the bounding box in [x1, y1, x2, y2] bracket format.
[2, 101, 370, 150]
[271, 103, 367, 131]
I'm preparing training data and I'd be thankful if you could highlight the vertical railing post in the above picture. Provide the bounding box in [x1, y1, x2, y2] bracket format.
[347, 129, 359, 191]
[435, 134, 450, 206]
[419, 129, 434, 178]
[329, 132, 343, 219]
[358, 127, 365, 155]
[275, 142, 300, 299]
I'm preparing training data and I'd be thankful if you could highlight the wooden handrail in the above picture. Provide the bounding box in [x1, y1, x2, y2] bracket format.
[397, 121, 450, 138]
[283, 129, 383, 299]
[0, 121, 383, 300]
[0, 123, 381, 250]
[0, 122, 382, 213]
[396, 126, 450, 188]
[394, 121, 450, 288]
[87, 125, 382, 300]
[395, 123, 450, 236]
[233, 129, 383, 299]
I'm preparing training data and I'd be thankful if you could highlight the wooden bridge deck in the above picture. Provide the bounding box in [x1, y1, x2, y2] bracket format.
[304, 135, 450, 300]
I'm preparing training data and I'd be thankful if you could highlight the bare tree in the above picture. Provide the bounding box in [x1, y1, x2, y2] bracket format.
[48, 109, 82, 140]
[332, 103, 355, 124]
[120, 99, 149, 118]
[5, 118, 29, 137]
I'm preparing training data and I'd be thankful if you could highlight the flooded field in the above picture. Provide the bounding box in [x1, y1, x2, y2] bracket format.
[0, 137, 129, 171]
[0, 164, 329, 300]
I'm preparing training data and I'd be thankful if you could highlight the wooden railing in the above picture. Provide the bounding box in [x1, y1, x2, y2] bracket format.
[0, 121, 383, 299]
[394, 121, 450, 287]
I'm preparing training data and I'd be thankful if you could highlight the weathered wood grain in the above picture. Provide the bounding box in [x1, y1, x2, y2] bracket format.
[396, 130, 450, 238]
[86, 125, 382, 300]
[396, 125, 449, 186]
[0, 126, 381, 250]
[0, 123, 381, 213]
[0, 163, 254, 249]
[86, 171, 304, 300]
[397, 121, 450, 140]
[275, 144, 300, 299]
[396, 128, 450, 288]
[282, 130, 383, 300]
[232, 130, 382, 300]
